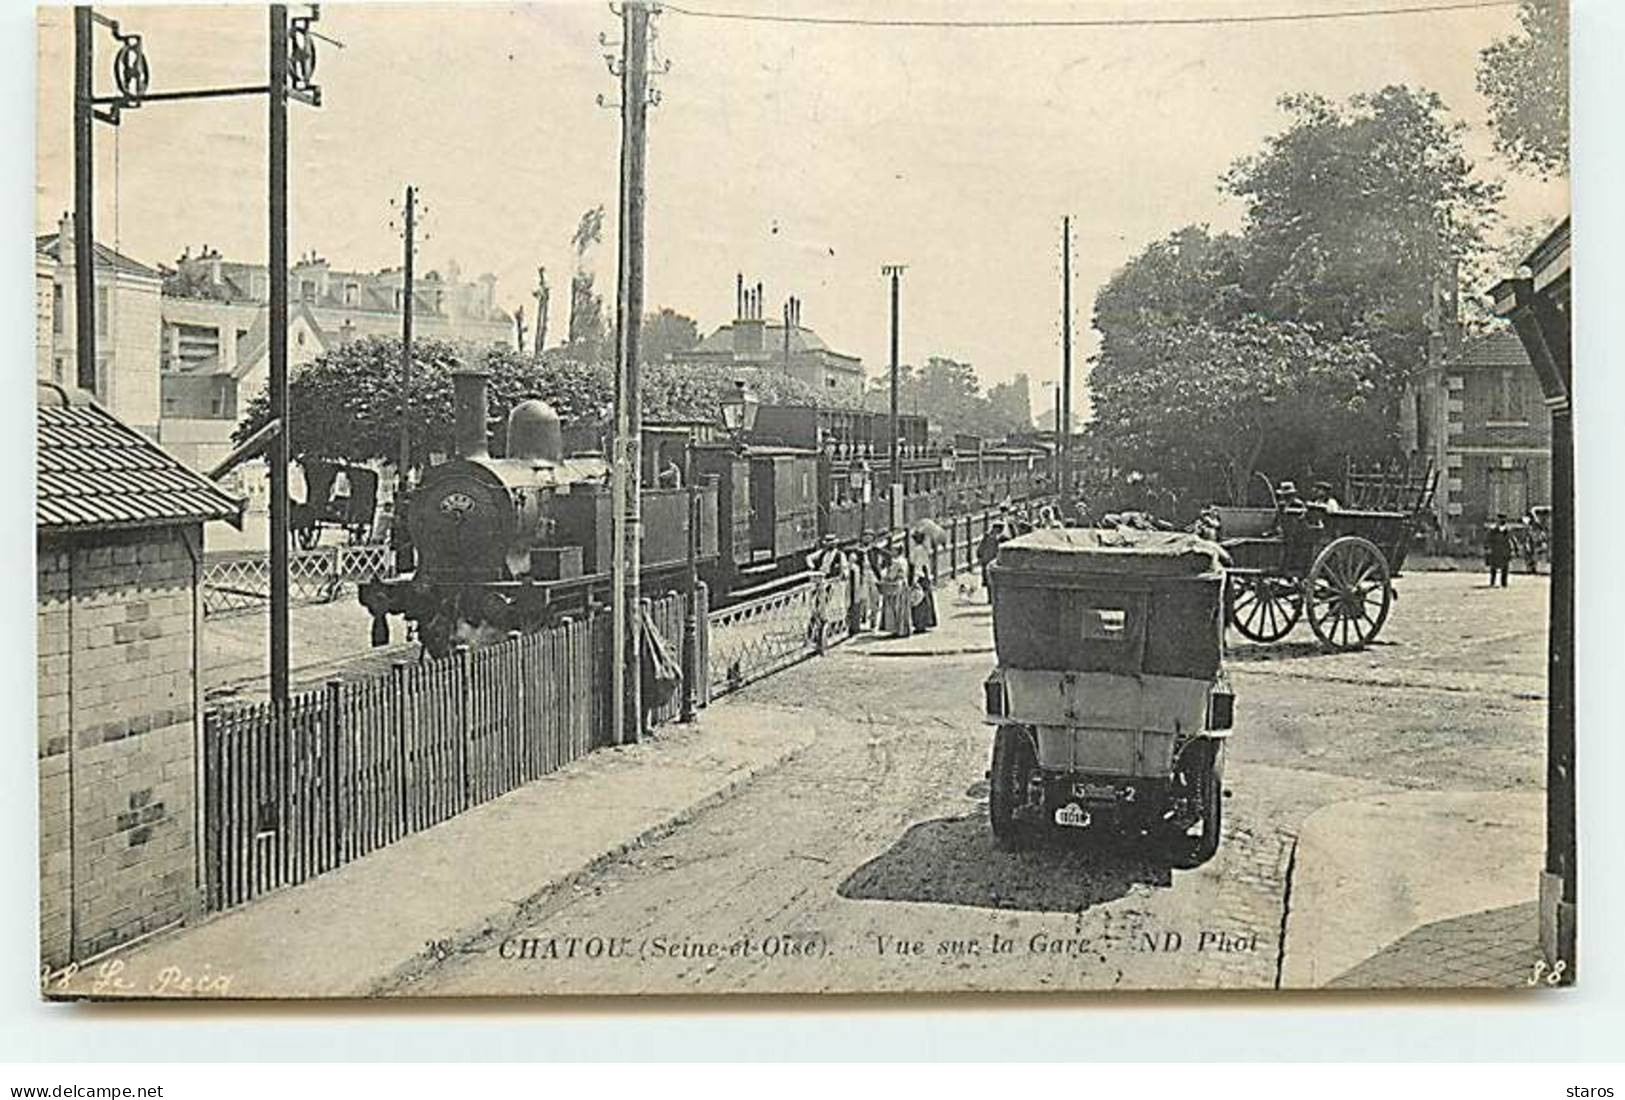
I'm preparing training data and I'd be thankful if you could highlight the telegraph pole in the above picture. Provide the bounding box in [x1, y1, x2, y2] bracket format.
[73, 8, 96, 395]
[398, 184, 416, 481]
[611, 0, 652, 745]
[268, 5, 291, 709]
[1059, 216, 1073, 518]
[882, 264, 906, 533]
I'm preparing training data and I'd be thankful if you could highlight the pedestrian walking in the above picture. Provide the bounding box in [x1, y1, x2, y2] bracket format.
[909, 529, 938, 633]
[976, 519, 1005, 597]
[1485, 513, 1513, 588]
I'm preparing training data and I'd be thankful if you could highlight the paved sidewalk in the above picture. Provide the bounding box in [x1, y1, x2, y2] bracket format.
[1280, 789, 1544, 989]
[1327, 901, 1542, 989]
[50, 701, 816, 1000]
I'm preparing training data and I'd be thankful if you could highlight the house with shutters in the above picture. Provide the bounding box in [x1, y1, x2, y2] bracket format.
[1435, 329, 1553, 544]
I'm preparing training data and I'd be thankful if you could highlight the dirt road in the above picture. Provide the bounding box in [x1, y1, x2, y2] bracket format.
[394, 571, 1547, 996]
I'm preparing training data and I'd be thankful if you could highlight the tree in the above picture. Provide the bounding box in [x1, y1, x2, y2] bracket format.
[640, 308, 701, 366]
[234, 336, 613, 467]
[863, 357, 1029, 438]
[1222, 87, 1502, 400]
[566, 206, 609, 362]
[1478, 0, 1568, 178]
[985, 373, 1034, 435]
[1087, 317, 1386, 511]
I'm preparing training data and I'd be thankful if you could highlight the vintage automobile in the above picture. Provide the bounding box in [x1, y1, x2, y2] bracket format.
[982, 528, 1233, 859]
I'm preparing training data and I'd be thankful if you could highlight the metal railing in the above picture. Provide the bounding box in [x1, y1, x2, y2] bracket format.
[203, 544, 395, 618]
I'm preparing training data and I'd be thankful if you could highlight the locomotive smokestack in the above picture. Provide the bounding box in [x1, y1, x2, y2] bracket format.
[452, 368, 491, 459]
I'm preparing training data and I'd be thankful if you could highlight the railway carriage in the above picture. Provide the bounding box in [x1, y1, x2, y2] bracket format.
[360, 374, 1063, 654]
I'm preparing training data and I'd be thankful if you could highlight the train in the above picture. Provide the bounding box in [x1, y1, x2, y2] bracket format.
[358, 368, 1065, 655]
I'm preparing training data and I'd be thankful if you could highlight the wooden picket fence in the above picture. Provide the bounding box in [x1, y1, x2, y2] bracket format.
[202, 590, 698, 914]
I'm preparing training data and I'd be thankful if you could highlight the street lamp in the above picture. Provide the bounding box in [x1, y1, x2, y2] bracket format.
[720, 379, 759, 437]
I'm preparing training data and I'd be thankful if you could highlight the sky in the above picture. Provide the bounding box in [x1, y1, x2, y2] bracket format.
[35, 0, 1568, 417]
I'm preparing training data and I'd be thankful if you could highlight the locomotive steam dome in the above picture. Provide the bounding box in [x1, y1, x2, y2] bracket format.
[507, 398, 563, 463]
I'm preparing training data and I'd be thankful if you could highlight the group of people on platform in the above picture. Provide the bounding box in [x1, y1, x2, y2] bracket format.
[807, 529, 940, 643]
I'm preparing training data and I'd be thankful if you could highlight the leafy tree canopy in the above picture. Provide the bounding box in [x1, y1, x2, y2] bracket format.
[1478, 0, 1568, 179]
[1088, 317, 1386, 511]
[234, 336, 613, 466]
[864, 357, 1033, 439]
[1222, 86, 1502, 391]
[640, 308, 702, 366]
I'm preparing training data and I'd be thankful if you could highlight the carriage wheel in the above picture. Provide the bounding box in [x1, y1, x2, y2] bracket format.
[1306, 535, 1391, 651]
[1227, 574, 1302, 643]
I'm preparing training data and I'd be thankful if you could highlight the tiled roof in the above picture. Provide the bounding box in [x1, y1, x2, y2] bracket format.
[1453, 329, 1532, 371]
[37, 385, 243, 532]
[35, 233, 161, 280]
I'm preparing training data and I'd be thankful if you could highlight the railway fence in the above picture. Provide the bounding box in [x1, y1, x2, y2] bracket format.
[199, 500, 1034, 914]
[202, 544, 396, 619]
[703, 504, 1010, 697]
[202, 588, 691, 913]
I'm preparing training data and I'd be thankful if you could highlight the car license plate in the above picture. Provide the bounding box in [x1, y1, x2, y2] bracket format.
[1073, 782, 1119, 801]
[1054, 802, 1091, 828]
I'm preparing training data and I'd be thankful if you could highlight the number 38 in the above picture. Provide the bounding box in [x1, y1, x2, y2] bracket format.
[1528, 958, 1568, 986]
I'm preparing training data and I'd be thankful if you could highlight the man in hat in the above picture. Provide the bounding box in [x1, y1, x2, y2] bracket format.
[1485, 513, 1513, 588]
[1276, 480, 1302, 510]
[1309, 480, 1342, 512]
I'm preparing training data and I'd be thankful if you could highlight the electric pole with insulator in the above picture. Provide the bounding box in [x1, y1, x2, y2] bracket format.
[1059, 215, 1074, 519]
[611, 0, 653, 745]
[396, 184, 417, 484]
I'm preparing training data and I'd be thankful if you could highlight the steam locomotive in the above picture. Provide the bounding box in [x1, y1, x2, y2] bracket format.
[359, 368, 1061, 655]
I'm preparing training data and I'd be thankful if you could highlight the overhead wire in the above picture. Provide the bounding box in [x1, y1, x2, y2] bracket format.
[659, 0, 1517, 29]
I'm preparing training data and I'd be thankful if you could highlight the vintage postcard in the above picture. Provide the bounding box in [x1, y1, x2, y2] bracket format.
[33, 0, 1573, 999]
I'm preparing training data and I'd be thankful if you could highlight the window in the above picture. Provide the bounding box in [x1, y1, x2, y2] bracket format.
[344, 283, 358, 306]
[96, 286, 109, 337]
[296, 329, 306, 348]
[53, 357, 65, 382]
[1488, 465, 1528, 518]
[300, 279, 317, 302]
[1489, 369, 1527, 423]
[52, 285, 63, 334]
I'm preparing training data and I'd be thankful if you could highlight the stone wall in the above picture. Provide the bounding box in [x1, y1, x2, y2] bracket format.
[38, 525, 202, 970]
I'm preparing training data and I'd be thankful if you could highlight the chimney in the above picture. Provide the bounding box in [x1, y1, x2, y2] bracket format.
[452, 368, 491, 459]
[732, 276, 766, 357]
[736, 273, 744, 319]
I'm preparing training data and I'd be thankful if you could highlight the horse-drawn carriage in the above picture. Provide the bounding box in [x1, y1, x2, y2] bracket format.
[290, 459, 380, 550]
[1210, 463, 1436, 651]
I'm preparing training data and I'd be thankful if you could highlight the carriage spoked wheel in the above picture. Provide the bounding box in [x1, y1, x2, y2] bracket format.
[1227, 573, 1303, 643]
[1305, 535, 1392, 651]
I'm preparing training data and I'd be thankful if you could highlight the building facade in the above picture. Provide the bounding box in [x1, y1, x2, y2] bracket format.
[1434, 329, 1553, 544]
[157, 250, 514, 476]
[673, 278, 865, 402]
[36, 215, 165, 438]
[37, 381, 242, 969]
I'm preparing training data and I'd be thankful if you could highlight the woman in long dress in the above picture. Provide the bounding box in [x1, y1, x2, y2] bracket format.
[850, 540, 879, 632]
[908, 530, 938, 633]
[877, 548, 914, 638]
